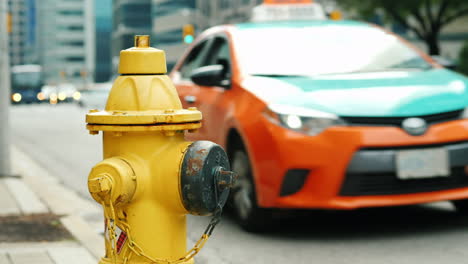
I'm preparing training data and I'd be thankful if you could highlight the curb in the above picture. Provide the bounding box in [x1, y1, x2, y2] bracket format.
[11, 145, 104, 260]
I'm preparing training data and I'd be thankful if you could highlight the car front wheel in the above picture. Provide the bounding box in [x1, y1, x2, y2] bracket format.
[452, 199, 468, 214]
[231, 148, 271, 232]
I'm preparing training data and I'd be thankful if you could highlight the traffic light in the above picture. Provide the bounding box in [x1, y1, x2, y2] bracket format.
[7, 13, 12, 33]
[329, 10, 342, 20]
[182, 24, 195, 44]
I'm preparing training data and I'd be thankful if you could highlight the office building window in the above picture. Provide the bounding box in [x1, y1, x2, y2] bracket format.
[65, 57, 84, 62]
[58, 10, 84, 16]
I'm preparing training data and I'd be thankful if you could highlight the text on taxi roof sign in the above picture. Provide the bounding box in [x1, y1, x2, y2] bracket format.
[252, 2, 326, 22]
[263, 0, 313, 4]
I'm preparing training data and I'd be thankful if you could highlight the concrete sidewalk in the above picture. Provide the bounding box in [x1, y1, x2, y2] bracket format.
[0, 146, 104, 264]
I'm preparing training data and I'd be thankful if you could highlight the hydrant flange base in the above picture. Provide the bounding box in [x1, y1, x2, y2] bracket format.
[86, 122, 201, 132]
[86, 109, 202, 125]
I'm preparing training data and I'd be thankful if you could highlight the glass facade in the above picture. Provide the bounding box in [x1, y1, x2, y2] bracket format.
[112, 0, 152, 72]
[151, 0, 196, 69]
[95, 0, 112, 82]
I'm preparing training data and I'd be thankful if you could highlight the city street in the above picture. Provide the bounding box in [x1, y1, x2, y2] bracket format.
[10, 104, 468, 264]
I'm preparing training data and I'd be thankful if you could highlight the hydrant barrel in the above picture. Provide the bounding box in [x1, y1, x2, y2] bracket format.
[86, 35, 235, 264]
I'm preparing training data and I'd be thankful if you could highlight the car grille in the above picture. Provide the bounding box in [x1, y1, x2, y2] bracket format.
[340, 167, 468, 196]
[341, 109, 463, 126]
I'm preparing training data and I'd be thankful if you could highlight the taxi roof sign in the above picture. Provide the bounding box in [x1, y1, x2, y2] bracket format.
[263, 0, 313, 4]
[252, 2, 326, 22]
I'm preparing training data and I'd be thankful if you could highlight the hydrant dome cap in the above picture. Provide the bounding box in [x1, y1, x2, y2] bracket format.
[118, 47, 167, 74]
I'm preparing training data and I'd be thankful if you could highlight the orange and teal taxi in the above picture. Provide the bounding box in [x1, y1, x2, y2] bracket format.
[170, 6, 468, 231]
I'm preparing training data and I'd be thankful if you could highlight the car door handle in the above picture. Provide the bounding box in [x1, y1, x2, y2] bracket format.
[184, 95, 197, 104]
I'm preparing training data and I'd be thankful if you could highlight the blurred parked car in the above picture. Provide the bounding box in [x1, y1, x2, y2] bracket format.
[170, 4, 468, 231]
[39, 83, 80, 104]
[57, 83, 81, 103]
[77, 82, 112, 109]
[11, 64, 43, 104]
[39, 84, 57, 103]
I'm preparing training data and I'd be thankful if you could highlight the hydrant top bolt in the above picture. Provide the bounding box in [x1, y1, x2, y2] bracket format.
[89, 109, 99, 113]
[188, 107, 197, 111]
[164, 109, 175, 114]
[135, 35, 150, 48]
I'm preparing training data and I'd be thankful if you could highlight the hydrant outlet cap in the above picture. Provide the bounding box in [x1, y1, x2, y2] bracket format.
[180, 141, 231, 216]
[118, 35, 167, 74]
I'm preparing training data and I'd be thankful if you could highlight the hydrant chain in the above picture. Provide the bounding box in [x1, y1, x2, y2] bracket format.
[98, 184, 218, 264]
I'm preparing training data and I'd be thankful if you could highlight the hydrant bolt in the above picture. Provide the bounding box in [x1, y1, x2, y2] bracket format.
[214, 167, 237, 190]
[88, 176, 112, 194]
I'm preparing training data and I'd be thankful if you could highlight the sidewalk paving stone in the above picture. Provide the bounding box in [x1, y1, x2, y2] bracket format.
[0, 146, 103, 263]
[0, 242, 95, 264]
[2, 178, 48, 215]
[0, 180, 21, 216]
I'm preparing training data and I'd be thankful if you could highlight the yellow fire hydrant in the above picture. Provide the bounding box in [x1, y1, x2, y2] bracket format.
[86, 35, 235, 264]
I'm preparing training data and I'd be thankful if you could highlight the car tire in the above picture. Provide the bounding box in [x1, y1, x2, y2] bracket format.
[452, 199, 468, 214]
[231, 148, 272, 232]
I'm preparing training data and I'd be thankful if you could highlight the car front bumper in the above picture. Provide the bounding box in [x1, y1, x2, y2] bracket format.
[246, 117, 468, 209]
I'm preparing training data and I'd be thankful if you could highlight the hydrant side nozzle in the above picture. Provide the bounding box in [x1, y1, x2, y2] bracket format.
[180, 141, 234, 216]
[88, 157, 137, 205]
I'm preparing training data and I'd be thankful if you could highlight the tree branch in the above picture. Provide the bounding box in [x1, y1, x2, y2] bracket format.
[442, 8, 468, 25]
[385, 6, 425, 40]
[434, 0, 450, 32]
[409, 3, 429, 34]
[436, 0, 450, 25]
[424, 0, 435, 30]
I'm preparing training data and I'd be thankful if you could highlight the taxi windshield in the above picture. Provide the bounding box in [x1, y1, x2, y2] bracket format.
[235, 23, 432, 76]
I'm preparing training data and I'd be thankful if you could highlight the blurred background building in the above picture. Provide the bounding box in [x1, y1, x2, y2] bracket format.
[5, 0, 468, 86]
[7, 0, 37, 65]
[36, 0, 95, 86]
[111, 0, 152, 73]
[95, 0, 112, 82]
[149, 0, 266, 70]
[151, 0, 196, 70]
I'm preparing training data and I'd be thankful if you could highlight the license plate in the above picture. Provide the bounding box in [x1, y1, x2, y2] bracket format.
[396, 148, 449, 180]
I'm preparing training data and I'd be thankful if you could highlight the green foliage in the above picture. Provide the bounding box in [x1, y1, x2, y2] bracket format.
[340, 0, 468, 54]
[458, 40, 468, 76]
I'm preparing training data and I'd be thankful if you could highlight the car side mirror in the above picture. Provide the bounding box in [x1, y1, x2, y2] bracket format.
[431, 55, 457, 70]
[190, 64, 231, 88]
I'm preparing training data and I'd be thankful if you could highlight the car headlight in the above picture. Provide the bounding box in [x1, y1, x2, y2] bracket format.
[73, 91, 81, 100]
[37, 92, 45, 101]
[264, 104, 346, 136]
[58, 92, 67, 101]
[12, 93, 22, 102]
[462, 107, 468, 118]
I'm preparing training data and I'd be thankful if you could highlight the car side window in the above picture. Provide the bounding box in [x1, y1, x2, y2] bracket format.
[179, 40, 210, 80]
[201, 37, 232, 80]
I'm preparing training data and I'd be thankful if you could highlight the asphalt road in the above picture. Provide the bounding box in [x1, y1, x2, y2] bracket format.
[10, 104, 468, 264]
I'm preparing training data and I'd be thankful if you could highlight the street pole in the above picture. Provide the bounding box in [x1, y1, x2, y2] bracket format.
[0, 0, 12, 176]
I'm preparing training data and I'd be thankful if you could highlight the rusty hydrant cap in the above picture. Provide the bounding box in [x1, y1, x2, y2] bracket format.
[118, 35, 167, 74]
[180, 141, 233, 216]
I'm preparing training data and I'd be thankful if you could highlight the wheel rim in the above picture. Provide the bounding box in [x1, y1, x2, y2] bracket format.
[232, 151, 254, 220]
